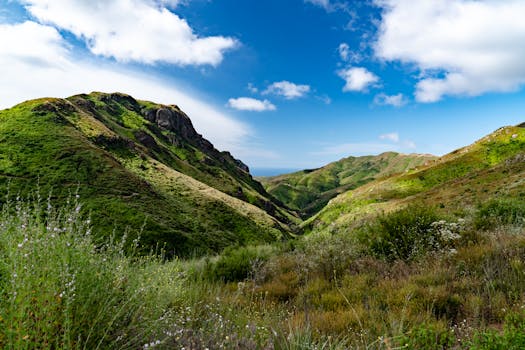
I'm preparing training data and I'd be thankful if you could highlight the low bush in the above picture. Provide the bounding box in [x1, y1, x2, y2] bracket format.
[469, 311, 525, 349]
[362, 205, 446, 261]
[204, 244, 276, 282]
[474, 199, 525, 230]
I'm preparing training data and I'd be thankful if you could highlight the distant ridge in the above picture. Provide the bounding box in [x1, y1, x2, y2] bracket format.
[260, 151, 436, 218]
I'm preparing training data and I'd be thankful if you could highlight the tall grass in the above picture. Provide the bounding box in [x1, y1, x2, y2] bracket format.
[0, 194, 184, 349]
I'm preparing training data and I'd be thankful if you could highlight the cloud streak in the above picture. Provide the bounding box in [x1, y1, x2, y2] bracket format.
[263, 81, 311, 100]
[374, 93, 408, 107]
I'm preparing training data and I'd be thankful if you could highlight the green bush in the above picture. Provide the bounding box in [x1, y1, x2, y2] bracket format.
[205, 245, 275, 282]
[474, 199, 525, 230]
[363, 205, 443, 261]
[470, 311, 525, 349]
[400, 323, 455, 350]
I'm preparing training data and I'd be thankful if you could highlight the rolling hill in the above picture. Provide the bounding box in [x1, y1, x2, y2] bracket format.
[308, 123, 525, 233]
[259, 152, 436, 218]
[0, 92, 298, 256]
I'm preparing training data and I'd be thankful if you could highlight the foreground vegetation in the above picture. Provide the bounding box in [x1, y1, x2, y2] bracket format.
[1, 194, 525, 349]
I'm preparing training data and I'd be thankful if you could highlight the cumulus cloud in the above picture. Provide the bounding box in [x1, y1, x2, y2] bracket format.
[0, 21, 248, 152]
[374, 0, 525, 102]
[263, 81, 311, 100]
[20, 0, 237, 66]
[338, 67, 379, 92]
[227, 97, 276, 112]
[374, 93, 408, 107]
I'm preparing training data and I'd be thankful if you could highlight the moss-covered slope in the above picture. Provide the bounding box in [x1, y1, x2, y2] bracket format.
[0, 92, 297, 256]
[260, 152, 435, 218]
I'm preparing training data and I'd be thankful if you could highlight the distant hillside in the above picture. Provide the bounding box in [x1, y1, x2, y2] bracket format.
[0, 92, 298, 256]
[309, 124, 525, 233]
[259, 152, 436, 218]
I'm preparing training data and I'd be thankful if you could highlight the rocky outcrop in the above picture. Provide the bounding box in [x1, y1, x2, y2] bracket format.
[144, 107, 198, 141]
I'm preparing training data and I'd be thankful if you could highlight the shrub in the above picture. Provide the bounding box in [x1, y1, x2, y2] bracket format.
[469, 311, 525, 349]
[399, 322, 455, 350]
[363, 205, 444, 261]
[205, 245, 276, 282]
[474, 199, 525, 230]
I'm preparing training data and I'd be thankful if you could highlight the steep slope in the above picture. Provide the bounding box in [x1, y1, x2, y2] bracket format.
[309, 124, 525, 233]
[260, 152, 435, 218]
[0, 93, 297, 256]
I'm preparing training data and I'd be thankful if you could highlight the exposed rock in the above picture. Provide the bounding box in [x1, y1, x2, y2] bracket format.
[156, 108, 173, 129]
[134, 130, 159, 150]
[506, 153, 525, 166]
[234, 159, 250, 173]
[151, 107, 198, 141]
[100, 93, 141, 113]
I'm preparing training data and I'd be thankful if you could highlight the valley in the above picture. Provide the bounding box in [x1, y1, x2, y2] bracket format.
[0, 94, 524, 349]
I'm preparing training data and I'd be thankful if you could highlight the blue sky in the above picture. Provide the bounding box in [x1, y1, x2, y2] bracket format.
[2, 0, 525, 174]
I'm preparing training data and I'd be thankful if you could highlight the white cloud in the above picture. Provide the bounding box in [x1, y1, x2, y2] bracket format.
[379, 132, 416, 149]
[338, 67, 379, 92]
[338, 43, 351, 61]
[227, 97, 276, 112]
[338, 42, 362, 63]
[247, 83, 258, 94]
[20, 0, 237, 66]
[305, 0, 331, 10]
[379, 132, 399, 143]
[0, 21, 248, 152]
[374, 0, 525, 102]
[374, 93, 407, 107]
[263, 81, 311, 100]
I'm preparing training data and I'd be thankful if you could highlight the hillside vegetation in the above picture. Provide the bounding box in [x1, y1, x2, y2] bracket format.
[0, 93, 298, 256]
[260, 152, 435, 218]
[309, 124, 525, 234]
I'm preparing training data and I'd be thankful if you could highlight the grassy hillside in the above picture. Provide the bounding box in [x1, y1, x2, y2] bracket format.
[0, 93, 297, 256]
[309, 124, 525, 234]
[260, 152, 435, 218]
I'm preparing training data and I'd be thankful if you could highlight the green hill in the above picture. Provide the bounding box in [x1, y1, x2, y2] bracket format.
[0, 92, 298, 256]
[259, 152, 435, 218]
[309, 124, 525, 233]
